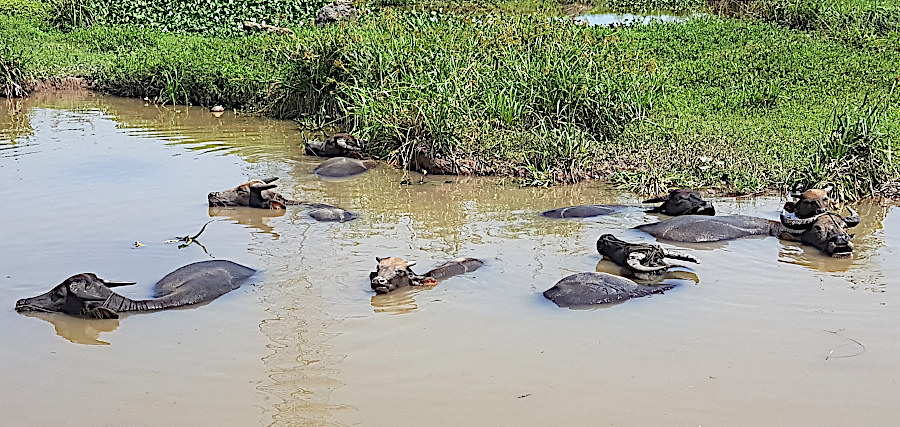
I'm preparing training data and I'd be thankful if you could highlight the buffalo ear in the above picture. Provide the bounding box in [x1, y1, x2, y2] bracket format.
[783, 201, 796, 213]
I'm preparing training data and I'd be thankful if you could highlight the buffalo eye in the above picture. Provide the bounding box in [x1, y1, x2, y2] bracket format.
[396, 270, 406, 276]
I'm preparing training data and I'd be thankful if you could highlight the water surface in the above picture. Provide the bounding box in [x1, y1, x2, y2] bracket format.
[1, 92, 898, 426]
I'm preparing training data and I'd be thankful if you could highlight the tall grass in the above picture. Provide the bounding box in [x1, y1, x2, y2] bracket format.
[1, 5, 898, 197]
[0, 46, 26, 98]
[798, 92, 897, 200]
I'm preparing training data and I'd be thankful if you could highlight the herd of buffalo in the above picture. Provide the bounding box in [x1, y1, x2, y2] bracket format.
[14, 133, 866, 319]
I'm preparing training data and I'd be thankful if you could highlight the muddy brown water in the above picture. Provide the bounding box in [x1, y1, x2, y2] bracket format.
[2, 92, 899, 426]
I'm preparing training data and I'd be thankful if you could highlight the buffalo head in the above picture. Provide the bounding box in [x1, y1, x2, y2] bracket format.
[306, 132, 366, 157]
[596, 234, 697, 280]
[208, 177, 291, 209]
[15, 274, 135, 319]
[781, 207, 860, 258]
[784, 186, 836, 219]
[644, 189, 715, 216]
[369, 257, 434, 294]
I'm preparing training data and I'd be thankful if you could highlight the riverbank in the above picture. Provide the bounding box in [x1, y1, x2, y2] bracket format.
[2, 0, 898, 199]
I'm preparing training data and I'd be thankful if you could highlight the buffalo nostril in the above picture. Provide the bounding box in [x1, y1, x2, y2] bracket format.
[372, 277, 388, 285]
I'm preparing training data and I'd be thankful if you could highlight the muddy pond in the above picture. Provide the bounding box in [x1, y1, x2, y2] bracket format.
[2, 92, 899, 426]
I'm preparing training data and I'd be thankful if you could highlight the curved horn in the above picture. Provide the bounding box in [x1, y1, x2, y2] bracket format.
[406, 261, 417, 267]
[375, 257, 385, 262]
[663, 250, 698, 264]
[100, 279, 136, 287]
[249, 183, 278, 191]
[780, 210, 820, 229]
[843, 206, 860, 228]
[626, 253, 669, 273]
[262, 177, 280, 184]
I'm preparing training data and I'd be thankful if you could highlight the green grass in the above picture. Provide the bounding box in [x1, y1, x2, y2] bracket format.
[1, 1, 899, 199]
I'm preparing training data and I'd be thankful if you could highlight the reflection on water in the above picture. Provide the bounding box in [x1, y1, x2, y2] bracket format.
[210, 206, 285, 239]
[24, 312, 121, 346]
[3, 93, 900, 426]
[371, 287, 425, 314]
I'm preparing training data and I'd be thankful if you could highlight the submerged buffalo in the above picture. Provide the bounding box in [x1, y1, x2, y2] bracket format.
[314, 157, 377, 179]
[541, 188, 713, 219]
[543, 272, 673, 308]
[305, 132, 365, 157]
[208, 177, 356, 222]
[596, 234, 698, 280]
[644, 189, 715, 216]
[15, 260, 256, 319]
[369, 256, 484, 294]
[636, 207, 860, 257]
[541, 205, 626, 219]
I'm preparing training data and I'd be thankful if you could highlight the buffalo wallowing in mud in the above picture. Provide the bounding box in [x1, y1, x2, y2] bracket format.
[208, 177, 356, 222]
[636, 186, 860, 258]
[369, 256, 484, 294]
[541, 188, 714, 219]
[15, 260, 256, 319]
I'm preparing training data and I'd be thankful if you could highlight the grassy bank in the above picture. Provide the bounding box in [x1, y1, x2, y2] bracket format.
[1, 0, 898, 199]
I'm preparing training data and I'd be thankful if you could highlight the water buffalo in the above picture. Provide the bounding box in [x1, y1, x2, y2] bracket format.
[596, 234, 697, 280]
[644, 189, 715, 216]
[541, 188, 713, 219]
[369, 256, 484, 294]
[636, 207, 860, 257]
[208, 177, 356, 222]
[305, 132, 365, 157]
[780, 208, 860, 258]
[15, 260, 256, 319]
[541, 205, 626, 219]
[314, 157, 377, 179]
[543, 272, 673, 308]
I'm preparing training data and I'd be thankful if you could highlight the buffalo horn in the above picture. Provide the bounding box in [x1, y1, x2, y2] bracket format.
[626, 253, 668, 273]
[843, 206, 860, 228]
[663, 251, 698, 264]
[250, 183, 278, 191]
[406, 261, 416, 267]
[100, 280, 136, 287]
[780, 210, 821, 229]
[262, 177, 280, 184]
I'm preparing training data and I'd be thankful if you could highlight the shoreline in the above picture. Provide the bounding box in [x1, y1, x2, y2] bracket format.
[2, 1, 898, 199]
